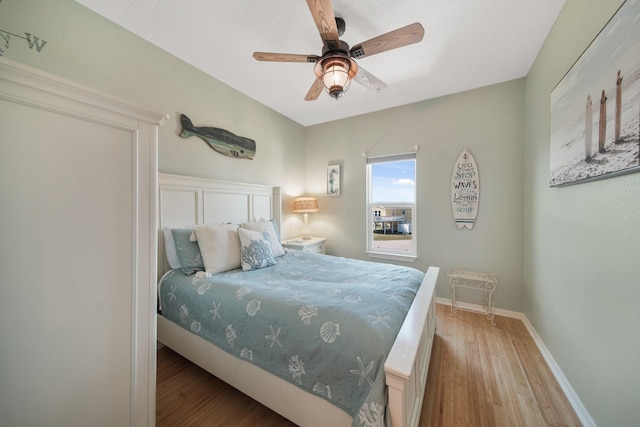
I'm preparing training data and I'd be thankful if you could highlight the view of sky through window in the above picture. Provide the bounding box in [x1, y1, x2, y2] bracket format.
[371, 160, 415, 203]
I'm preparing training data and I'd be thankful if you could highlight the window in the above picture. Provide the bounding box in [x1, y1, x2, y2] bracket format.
[366, 153, 417, 261]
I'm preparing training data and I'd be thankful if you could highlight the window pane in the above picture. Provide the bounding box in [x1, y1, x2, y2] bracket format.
[372, 206, 413, 252]
[367, 156, 416, 258]
[371, 160, 415, 203]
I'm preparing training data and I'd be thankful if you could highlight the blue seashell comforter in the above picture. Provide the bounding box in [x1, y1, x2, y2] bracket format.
[159, 251, 423, 427]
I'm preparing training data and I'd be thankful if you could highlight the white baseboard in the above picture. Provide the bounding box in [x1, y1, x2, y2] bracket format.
[518, 315, 596, 427]
[435, 298, 596, 427]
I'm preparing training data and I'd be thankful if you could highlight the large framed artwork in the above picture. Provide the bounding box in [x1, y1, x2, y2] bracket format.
[550, 0, 640, 187]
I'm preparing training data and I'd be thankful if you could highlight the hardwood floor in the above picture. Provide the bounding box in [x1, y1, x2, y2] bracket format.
[421, 305, 581, 427]
[156, 304, 581, 426]
[157, 345, 295, 426]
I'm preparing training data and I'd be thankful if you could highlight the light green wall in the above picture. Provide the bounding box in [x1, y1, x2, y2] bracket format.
[524, 0, 640, 426]
[305, 79, 526, 311]
[5, 0, 638, 424]
[0, 0, 306, 237]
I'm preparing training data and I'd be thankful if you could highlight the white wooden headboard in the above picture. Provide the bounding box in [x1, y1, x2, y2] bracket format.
[158, 173, 282, 276]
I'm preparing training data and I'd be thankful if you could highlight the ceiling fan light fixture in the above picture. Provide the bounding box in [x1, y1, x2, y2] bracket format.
[314, 55, 358, 99]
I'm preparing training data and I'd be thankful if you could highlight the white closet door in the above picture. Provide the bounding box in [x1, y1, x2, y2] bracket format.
[0, 59, 164, 426]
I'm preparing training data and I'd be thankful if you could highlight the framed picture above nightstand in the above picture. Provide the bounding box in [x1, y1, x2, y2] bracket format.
[282, 237, 327, 254]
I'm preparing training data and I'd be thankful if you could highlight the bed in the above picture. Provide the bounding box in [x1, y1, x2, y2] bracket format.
[156, 173, 439, 427]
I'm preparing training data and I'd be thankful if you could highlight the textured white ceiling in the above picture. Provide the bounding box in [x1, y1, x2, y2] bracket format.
[74, 0, 565, 126]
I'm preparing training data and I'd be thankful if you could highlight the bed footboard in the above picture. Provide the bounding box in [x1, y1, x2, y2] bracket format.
[384, 266, 439, 427]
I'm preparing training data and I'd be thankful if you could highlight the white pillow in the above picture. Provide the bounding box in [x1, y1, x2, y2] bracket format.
[194, 224, 241, 274]
[162, 227, 181, 269]
[240, 220, 285, 258]
[238, 228, 276, 271]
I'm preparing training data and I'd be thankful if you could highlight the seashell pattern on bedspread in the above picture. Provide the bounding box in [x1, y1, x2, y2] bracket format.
[158, 251, 423, 427]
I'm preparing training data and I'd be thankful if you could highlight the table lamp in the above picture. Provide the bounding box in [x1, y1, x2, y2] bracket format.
[293, 196, 319, 240]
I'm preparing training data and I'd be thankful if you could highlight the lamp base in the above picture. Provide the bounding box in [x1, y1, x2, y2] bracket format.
[300, 213, 311, 240]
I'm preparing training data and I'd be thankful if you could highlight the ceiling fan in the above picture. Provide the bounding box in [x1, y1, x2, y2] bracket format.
[253, 0, 425, 101]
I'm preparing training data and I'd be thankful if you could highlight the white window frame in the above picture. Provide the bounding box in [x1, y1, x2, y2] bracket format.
[366, 153, 417, 262]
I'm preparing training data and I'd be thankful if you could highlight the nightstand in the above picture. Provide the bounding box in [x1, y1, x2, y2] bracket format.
[281, 237, 327, 254]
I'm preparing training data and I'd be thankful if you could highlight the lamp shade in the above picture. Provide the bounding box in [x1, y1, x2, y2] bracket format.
[293, 196, 319, 213]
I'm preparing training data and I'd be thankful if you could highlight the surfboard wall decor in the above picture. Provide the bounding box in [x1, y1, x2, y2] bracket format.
[451, 148, 480, 229]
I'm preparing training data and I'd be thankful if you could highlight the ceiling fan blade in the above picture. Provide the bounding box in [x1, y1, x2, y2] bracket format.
[350, 22, 425, 59]
[253, 52, 320, 63]
[305, 0, 340, 50]
[353, 67, 387, 93]
[304, 78, 324, 101]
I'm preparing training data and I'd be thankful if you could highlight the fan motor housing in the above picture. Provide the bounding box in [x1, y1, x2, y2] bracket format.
[322, 40, 351, 57]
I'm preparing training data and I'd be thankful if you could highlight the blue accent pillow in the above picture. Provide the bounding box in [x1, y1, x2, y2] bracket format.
[162, 227, 181, 269]
[171, 228, 204, 275]
[269, 219, 281, 242]
[238, 228, 276, 271]
[240, 220, 285, 258]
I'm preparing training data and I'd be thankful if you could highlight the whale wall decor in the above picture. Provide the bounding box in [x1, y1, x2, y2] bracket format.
[179, 114, 256, 160]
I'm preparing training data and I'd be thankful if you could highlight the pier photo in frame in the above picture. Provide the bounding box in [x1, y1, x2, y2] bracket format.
[549, 0, 640, 187]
